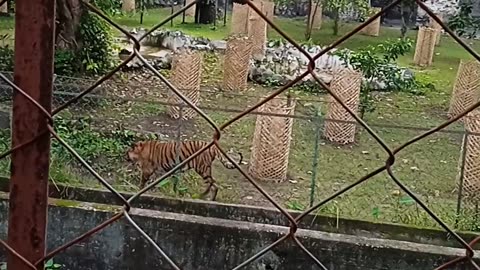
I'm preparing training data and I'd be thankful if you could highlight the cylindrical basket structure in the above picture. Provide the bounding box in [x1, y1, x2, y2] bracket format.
[0, 1, 7, 13]
[122, 0, 135, 12]
[413, 27, 437, 67]
[324, 68, 362, 144]
[249, 97, 296, 182]
[428, 14, 443, 46]
[231, 3, 250, 35]
[248, 3, 267, 60]
[360, 7, 381, 37]
[167, 50, 203, 120]
[458, 110, 480, 202]
[448, 60, 480, 121]
[185, 0, 196, 17]
[309, 4, 322, 30]
[263, 0, 275, 24]
[222, 35, 253, 92]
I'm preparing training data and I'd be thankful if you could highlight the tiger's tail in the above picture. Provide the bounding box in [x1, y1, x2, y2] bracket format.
[213, 145, 243, 169]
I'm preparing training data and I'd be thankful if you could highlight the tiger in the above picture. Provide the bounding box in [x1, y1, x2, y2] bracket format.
[126, 140, 243, 201]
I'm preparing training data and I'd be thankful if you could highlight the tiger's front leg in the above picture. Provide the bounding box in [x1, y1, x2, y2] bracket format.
[139, 165, 155, 190]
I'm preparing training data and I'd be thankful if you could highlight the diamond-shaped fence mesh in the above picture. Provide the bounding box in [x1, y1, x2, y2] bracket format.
[1, 0, 480, 269]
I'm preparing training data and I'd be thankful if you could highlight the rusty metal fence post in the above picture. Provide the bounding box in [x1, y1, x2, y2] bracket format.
[6, 0, 55, 270]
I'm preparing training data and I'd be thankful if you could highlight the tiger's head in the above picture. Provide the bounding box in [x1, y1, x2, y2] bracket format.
[126, 141, 147, 163]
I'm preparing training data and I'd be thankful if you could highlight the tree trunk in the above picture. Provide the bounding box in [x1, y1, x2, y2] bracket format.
[55, 0, 85, 51]
[305, 0, 313, 40]
[333, 9, 340, 35]
[195, 0, 215, 24]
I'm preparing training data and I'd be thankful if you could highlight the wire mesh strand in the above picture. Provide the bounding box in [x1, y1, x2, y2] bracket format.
[248, 96, 296, 182]
[324, 68, 362, 144]
[167, 49, 203, 120]
[448, 59, 480, 121]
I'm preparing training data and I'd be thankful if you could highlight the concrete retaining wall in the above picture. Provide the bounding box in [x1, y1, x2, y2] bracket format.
[0, 188, 479, 269]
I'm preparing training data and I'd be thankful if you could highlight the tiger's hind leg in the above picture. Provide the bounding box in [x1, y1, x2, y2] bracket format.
[199, 177, 219, 201]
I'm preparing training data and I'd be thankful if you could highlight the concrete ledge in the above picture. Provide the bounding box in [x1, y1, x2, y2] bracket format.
[0, 178, 476, 250]
[0, 193, 478, 270]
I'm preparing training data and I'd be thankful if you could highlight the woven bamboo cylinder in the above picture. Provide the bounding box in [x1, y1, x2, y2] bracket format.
[0, 1, 7, 13]
[459, 110, 480, 202]
[122, 0, 135, 12]
[309, 4, 322, 30]
[185, 0, 196, 17]
[428, 14, 443, 46]
[167, 50, 203, 120]
[263, 0, 275, 23]
[249, 97, 296, 182]
[413, 27, 437, 67]
[248, 4, 267, 60]
[231, 3, 250, 35]
[448, 60, 480, 121]
[223, 36, 253, 92]
[360, 8, 381, 37]
[324, 68, 362, 144]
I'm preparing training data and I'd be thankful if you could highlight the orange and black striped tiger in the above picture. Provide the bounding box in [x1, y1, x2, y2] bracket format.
[126, 140, 243, 200]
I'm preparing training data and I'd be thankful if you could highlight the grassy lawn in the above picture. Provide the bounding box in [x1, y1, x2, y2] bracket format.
[1, 9, 480, 232]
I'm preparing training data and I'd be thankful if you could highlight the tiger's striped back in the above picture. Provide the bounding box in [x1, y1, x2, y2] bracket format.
[127, 140, 242, 183]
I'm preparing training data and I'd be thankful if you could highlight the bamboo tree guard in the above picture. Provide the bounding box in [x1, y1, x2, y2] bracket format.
[309, 4, 323, 30]
[122, 0, 135, 12]
[248, 3, 267, 60]
[167, 50, 203, 120]
[428, 14, 443, 46]
[249, 96, 296, 182]
[263, 0, 275, 25]
[448, 60, 480, 121]
[231, 3, 250, 35]
[458, 110, 480, 202]
[360, 7, 381, 37]
[324, 68, 362, 144]
[0, 1, 6, 13]
[223, 35, 253, 92]
[185, 0, 196, 17]
[413, 27, 437, 67]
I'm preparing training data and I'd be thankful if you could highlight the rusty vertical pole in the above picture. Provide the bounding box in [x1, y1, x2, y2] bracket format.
[7, 0, 55, 269]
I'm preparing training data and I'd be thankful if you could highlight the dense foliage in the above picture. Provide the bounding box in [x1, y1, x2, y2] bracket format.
[0, 1, 119, 75]
[447, 1, 480, 39]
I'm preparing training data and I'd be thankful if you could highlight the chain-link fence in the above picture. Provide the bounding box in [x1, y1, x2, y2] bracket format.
[1, 0, 480, 269]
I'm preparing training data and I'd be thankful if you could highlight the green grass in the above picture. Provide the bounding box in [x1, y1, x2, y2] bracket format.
[2, 9, 480, 232]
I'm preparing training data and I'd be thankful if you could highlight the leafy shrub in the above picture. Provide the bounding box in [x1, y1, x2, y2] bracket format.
[0, 34, 13, 71]
[52, 115, 155, 165]
[447, 1, 480, 39]
[0, 45, 13, 72]
[54, 50, 76, 76]
[77, 12, 117, 75]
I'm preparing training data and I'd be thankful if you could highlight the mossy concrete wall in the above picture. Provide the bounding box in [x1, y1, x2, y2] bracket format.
[0, 180, 476, 250]
[0, 189, 479, 269]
